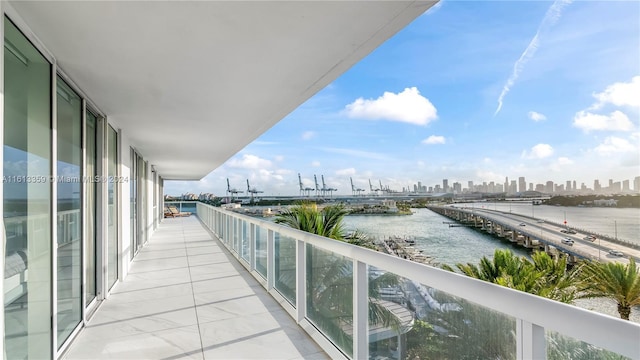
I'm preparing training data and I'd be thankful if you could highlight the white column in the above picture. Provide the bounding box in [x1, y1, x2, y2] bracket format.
[517, 319, 546, 360]
[353, 260, 368, 359]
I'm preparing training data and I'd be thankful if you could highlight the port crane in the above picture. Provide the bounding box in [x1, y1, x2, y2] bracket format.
[321, 175, 337, 197]
[350, 177, 365, 196]
[298, 173, 314, 197]
[379, 180, 388, 195]
[226, 178, 242, 200]
[314, 175, 321, 197]
[369, 179, 380, 196]
[246, 179, 263, 202]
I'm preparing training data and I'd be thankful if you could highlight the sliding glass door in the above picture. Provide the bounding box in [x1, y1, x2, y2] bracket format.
[107, 126, 118, 289]
[85, 112, 98, 306]
[55, 77, 83, 348]
[3, 17, 52, 359]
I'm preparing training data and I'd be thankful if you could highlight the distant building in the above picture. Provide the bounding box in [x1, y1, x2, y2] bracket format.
[593, 199, 618, 207]
[635, 176, 640, 193]
[518, 177, 526, 193]
[545, 181, 554, 194]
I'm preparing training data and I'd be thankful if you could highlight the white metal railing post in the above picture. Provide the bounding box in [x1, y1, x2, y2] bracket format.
[353, 260, 368, 360]
[295, 240, 306, 322]
[517, 319, 546, 360]
[267, 229, 275, 290]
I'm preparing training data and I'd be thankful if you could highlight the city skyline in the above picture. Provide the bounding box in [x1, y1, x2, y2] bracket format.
[165, 1, 640, 197]
[170, 174, 640, 198]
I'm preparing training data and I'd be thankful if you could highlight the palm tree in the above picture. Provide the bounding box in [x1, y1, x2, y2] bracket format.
[443, 249, 580, 303]
[275, 202, 373, 246]
[578, 258, 640, 320]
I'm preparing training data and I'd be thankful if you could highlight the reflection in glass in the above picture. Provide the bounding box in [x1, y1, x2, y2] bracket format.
[3, 16, 52, 359]
[546, 330, 626, 359]
[85, 112, 98, 305]
[274, 233, 296, 304]
[241, 220, 249, 262]
[255, 226, 268, 278]
[136, 156, 146, 248]
[56, 77, 83, 348]
[233, 218, 239, 252]
[306, 245, 353, 356]
[130, 148, 136, 260]
[367, 266, 516, 360]
[107, 126, 118, 288]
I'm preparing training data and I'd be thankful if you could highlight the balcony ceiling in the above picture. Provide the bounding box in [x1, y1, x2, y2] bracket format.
[8, 1, 436, 180]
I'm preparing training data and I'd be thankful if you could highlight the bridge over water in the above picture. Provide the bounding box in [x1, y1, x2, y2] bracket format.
[427, 205, 639, 265]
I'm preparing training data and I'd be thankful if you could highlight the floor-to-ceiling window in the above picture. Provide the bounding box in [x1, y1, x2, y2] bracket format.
[107, 126, 118, 289]
[85, 111, 98, 306]
[55, 76, 83, 348]
[130, 148, 137, 260]
[139, 158, 147, 245]
[3, 16, 52, 359]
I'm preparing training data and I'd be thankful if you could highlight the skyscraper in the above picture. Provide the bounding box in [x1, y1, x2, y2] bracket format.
[518, 177, 526, 193]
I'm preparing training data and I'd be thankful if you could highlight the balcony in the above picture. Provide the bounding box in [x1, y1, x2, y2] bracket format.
[62, 216, 327, 359]
[64, 203, 640, 359]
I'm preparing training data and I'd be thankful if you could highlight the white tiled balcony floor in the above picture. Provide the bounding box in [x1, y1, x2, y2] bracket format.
[63, 216, 328, 360]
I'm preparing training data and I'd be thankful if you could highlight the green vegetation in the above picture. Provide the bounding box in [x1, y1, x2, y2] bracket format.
[545, 194, 640, 208]
[443, 249, 581, 303]
[578, 258, 640, 320]
[438, 249, 637, 358]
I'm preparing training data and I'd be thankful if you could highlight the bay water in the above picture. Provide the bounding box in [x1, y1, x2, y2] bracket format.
[343, 206, 640, 322]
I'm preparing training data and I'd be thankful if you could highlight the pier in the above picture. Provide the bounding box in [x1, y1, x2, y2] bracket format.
[376, 235, 435, 266]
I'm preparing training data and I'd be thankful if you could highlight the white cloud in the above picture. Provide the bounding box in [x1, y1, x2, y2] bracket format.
[344, 87, 438, 126]
[556, 157, 573, 165]
[227, 154, 272, 170]
[336, 168, 356, 176]
[572, 110, 634, 132]
[522, 143, 554, 159]
[495, 0, 573, 114]
[592, 76, 640, 109]
[321, 147, 391, 161]
[594, 137, 636, 155]
[422, 135, 446, 145]
[528, 111, 547, 122]
[274, 155, 284, 162]
[549, 157, 574, 172]
[302, 131, 316, 140]
[311, 161, 321, 167]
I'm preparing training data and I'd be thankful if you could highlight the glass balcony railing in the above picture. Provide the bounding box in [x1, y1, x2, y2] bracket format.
[195, 202, 639, 360]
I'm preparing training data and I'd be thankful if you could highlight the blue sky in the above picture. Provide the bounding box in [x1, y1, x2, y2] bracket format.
[166, 0, 640, 197]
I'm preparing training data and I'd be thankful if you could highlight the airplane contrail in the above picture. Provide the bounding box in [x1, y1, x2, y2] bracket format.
[495, 0, 573, 115]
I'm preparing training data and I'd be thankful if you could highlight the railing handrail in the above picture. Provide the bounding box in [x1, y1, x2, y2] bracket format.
[196, 202, 640, 359]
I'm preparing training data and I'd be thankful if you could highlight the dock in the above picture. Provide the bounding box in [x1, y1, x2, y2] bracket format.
[376, 235, 435, 266]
